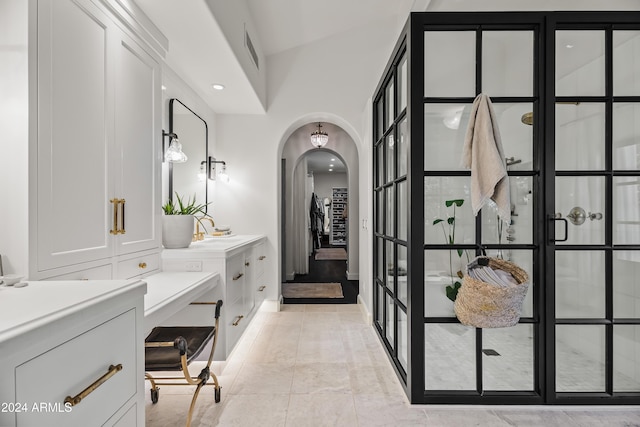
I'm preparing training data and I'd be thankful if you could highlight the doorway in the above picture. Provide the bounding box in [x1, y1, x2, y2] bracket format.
[279, 121, 361, 305]
[373, 11, 640, 404]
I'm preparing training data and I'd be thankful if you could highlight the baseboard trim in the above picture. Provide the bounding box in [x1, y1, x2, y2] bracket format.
[346, 270, 359, 281]
[261, 299, 280, 312]
[357, 294, 372, 325]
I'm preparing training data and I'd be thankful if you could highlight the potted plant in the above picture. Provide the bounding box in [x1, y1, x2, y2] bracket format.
[162, 193, 210, 249]
[432, 199, 469, 301]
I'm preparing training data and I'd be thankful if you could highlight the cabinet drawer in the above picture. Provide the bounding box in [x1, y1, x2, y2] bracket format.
[254, 242, 266, 278]
[45, 264, 113, 281]
[225, 296, 245, 354]
[15, 309, 137, 426]
[117, 253, 160, 279]
[225, 254, 245, 303]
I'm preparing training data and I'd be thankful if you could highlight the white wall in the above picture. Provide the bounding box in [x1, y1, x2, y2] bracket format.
[0, 0, 29, 276]
[213, 15, 406, 313]
[313, 172, 348, 203]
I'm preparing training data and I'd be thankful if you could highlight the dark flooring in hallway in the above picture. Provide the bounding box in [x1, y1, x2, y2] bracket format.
[283, 238, 358, 304]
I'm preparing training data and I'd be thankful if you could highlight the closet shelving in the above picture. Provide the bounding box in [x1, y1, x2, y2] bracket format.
[330, 187, 347, 246]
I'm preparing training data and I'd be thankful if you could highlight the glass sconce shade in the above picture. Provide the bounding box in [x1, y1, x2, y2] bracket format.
[165, 138, 188, 163]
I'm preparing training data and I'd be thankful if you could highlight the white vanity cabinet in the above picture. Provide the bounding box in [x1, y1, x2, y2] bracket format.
[161, 235, 267, 359]
[0, 279, 146, 427]
[12, 0, 162, 281]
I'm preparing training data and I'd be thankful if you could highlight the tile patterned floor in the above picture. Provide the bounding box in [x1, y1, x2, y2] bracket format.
[145, 304, 640, 426]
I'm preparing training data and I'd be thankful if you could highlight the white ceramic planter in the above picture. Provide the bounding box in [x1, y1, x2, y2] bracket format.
[162, 215, 194, 249]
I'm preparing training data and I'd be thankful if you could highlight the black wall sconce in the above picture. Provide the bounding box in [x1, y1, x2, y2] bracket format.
[162, 130, 187, 163]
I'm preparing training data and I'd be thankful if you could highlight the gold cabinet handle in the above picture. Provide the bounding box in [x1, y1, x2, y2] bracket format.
[138, 262, 147, 269]
[64, 364, 123, 407]
[258, 255, 266, 261]
[232, 273, 243, 281]
[258, 285, 266, 291]
[110, 199, 119, 235]
[232, 315, 244, 326]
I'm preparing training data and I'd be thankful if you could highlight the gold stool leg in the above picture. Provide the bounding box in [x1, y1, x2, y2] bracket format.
[185, 382, 205, 427]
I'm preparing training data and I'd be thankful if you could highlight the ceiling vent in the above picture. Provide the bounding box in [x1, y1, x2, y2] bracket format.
[244, 27, 259, 70]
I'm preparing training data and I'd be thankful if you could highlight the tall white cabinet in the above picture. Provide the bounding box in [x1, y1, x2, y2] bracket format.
[30, 0, 162, 280]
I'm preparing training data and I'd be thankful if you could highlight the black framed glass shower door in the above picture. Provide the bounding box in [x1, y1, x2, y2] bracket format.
[372, 11, 640, 405]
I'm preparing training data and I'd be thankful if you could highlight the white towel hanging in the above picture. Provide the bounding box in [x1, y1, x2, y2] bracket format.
[461, 94, 511, 224]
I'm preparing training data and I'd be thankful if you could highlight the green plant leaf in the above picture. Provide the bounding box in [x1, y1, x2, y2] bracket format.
[447, 217, 455, 225]
[449, 236, 454, 244]
[451, 199, 464, 207]
[445, 282, 462, 301]
[457, 248, 464, 257]
[445, 199, 454, 207]
[433, 219, 444, 225]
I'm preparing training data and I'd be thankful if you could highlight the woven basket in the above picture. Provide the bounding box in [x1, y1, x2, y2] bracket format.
[454, 257, 529, 328]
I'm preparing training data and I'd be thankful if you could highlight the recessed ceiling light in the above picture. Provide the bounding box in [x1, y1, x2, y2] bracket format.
[212, 84, 225, 90]
[331, 158, 336, 161]
[329, 168, 333, 172]
[161, 85, 167, 91]
[330, 164, 334, 167]
[566, 44, 574, 49]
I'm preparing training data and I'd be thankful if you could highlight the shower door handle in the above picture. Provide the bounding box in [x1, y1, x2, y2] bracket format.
[550, 216, 568, 243]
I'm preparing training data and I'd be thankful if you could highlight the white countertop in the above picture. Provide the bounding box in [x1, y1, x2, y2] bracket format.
[0, 279, 146, 345]
[162, 234, 265, 259]
[143, 271, 219, 333]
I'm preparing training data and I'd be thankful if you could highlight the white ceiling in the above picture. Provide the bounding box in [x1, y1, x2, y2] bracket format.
[246, 0, 415, 56]
[306, 150, 346, 174]
[133, 0, 638, 115]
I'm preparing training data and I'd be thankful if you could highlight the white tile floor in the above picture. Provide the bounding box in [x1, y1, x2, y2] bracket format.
[145, 304, 640, 426]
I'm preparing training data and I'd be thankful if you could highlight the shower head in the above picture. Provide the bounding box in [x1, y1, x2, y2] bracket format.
[521, 112, 533, 126]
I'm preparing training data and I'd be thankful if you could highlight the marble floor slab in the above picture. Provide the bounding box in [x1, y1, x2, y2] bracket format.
[145, 304, 640, 426]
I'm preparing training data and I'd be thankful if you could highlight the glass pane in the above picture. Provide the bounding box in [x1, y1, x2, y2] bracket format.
[555, 176, 605, 245]
[613, 31, 640, 96]
[614, 325, 640, 392]
[376, 99, 384, 139]
[425, 324, 475, 390]
[483, 324, 534, 390]
[399, 55, 408, 113]
[556, 251, 605, 318]
[556, 103, 605, 171]
[385, 293, 394, 346]
[376, 237, 384, 281]
[425, 103, 533, 171]
[425, 177, 474, 245]
[376, 143, 384, 187]
[376, 285, 384, 328]
[398, 118, 408, 177]
[425, 250, 463, 317]
[398, 309, 408, 371]
[482, 31, 533, 97]
[613, 103, 640, 170]
[613, 176, 640, 245]
[386, 134, 395, 183]
[398, 180, 407, 241]
[385, 186, 394, 236]
[424, 31, 476, 97]
[482, 176, 533, 245]
[556, 31, 605, 97]
[556, 325, 606, 392]
[484, 249, 534, 318]
[376, 190, 383, 233]
[386, 80, 394, 128]
[613, 250, 640, 318]
[386, 240, 394, 291]
[398, 244, 408, 306]
[424, 103, 468, 171]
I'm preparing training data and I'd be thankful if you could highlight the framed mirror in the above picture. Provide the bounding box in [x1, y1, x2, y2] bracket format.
[168, 98, 208, 213]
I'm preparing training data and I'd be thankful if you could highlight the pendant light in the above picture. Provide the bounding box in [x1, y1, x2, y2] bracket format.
[310, 122, 329, 148]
